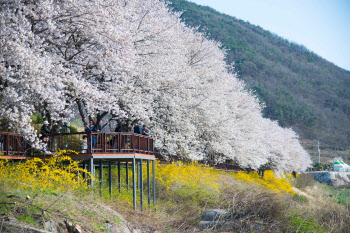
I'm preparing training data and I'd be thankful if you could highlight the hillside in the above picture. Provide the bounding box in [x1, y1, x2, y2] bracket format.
[1, 157, 350, 232]
[169, 0, 350, 148]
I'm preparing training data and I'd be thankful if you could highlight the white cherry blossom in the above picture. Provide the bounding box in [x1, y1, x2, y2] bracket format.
[0, 0, 312, 172]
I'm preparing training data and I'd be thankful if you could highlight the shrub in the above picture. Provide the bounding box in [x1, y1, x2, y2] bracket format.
[293, 194, 308, 203]
[290, 216, 325, 233]
[0, 150, 91, 192]
[293, 173, 316, 189]
[232, 170, 295, 194]
[151, 162, 297, 231]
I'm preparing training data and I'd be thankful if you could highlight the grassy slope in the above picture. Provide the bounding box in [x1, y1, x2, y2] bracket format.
[1, 164, 349, 232]
[168, 0, 350, 148]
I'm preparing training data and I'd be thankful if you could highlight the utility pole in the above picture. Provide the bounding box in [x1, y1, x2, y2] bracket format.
[317, 139, 321, 164]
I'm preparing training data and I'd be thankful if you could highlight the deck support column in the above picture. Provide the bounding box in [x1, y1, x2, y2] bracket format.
[109, 161, 112, 197]
[93, 162, 96, 183]
[147, 160, 150, 207]
[88, 158, 94, 186]
[153, 160, 156, 206]
[82, 160, 86, 179]
[133, 157, 136, 211]
[99, 160, 103, 197]
[140, 159, 143, 211]
[118, 161, 121, 193]
[126, 161, 129, 191]
[137, 161, 140, 190]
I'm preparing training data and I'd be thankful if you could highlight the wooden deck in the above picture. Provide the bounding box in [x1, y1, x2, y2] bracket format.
[0, 131, 155, 160]
[0, 132, 31, 159]
[0, 131, 156, 211]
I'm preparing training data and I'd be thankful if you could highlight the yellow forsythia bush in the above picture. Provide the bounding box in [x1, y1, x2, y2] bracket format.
[156, 162, 221, 192]
[155, 162, 294, 195]
[0, 150, 90, 191]
[232, 170, 295, 194]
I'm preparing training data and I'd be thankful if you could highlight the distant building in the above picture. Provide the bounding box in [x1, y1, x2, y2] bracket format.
[333, 159, 350, 172]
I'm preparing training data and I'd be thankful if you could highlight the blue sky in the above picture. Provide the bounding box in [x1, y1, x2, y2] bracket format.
[190, 0, 350, 71]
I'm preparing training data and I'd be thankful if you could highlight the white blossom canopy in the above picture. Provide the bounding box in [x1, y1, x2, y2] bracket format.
[0, 0, 312, 172]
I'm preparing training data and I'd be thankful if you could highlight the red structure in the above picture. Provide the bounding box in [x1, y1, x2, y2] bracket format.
[0, 132, 31, 159]
[0, 131, 154, 159]
[0, 131, 156, 211]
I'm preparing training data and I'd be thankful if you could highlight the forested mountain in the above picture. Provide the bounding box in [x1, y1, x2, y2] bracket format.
[169, 0, 350, 147]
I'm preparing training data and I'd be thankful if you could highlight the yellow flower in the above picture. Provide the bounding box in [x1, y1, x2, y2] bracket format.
[232, 170, 295, 194]
[0, 151, 90, 192]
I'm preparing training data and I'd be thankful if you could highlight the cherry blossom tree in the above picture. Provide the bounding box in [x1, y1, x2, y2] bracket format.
[0, 0, 311, 172]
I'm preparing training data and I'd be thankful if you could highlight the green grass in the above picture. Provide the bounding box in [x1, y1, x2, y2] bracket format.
[17, 214, 38, 226]
[293, 194, 309, 204]
[319, 184, 350, 205]
[39, 188, 62, 196]
[290, 216, 325, 233]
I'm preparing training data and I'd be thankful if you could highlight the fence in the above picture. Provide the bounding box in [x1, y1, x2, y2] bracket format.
[0, 132, 31, 156]
[46, 132, 154, 155]
[0, 131, 154, 157]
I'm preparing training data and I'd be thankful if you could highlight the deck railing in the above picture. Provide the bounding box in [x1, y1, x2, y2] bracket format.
[0, 132, 31, 156]
[0, 131, 154, 157]
[46, 132, 154, 155]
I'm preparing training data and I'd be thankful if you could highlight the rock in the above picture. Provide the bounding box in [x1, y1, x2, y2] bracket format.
[201, 209, 231, 221]
[74, 224, 82, 233]
[199, 221, 223, 230]
[64, 220, 73, 232]
[2, 220, 52, 233]
[58, 221, 68, 233]
[312, 172, 350, 187]
[106, 223, 114, 233]
[199, 220, 236, 230]
[64, 220, 81, 233]
[200, 209, 235, 231]
[45, 221, 56, 233]
[223, 221, 236, 230]
[251, 221, 263, 230]
[37, 220, 58, 233]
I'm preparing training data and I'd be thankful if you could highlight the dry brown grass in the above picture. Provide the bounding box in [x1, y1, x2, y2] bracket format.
[1, 170, 350, 233]
[297, 184, 350, 233]
[293, 173, 317, 190]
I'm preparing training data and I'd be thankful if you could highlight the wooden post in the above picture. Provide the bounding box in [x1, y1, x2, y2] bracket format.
[58, 134, 62, 151]
[88, 132, 92, 153]
[147, 138, 149, 154]
[5, 134, 9, 155]
[138, 135, 140, 152]
[102, 133, 105, 153]
[131, 134, 134, 153]
[118, 133, 121, 152]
